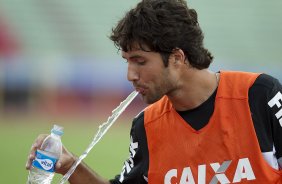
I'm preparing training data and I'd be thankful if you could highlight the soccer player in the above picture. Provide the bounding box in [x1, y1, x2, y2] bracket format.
[26, 0, 282, 183]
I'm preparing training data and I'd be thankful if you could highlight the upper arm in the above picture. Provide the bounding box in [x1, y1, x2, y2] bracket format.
[249, 74, 282, 167]
[110, 111, 149, 184]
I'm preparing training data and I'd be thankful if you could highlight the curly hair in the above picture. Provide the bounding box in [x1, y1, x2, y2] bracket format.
[110, 0, 213, 69]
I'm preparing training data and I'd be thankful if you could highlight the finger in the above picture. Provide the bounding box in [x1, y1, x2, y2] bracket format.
[30, 142, 38, 152]
[55, 152, 76, 175]
[29, 134, 46, 153]
[34, 134, 47, 148]
[26, 142, 39, 170]
[56, 161, 62, 170]
[26, 153, 35, 170]
[55, 156, 69, 171]
[26, 134, 47, 170]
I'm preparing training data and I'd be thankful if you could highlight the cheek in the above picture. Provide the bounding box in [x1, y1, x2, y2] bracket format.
[150, 71, 170, 90]
[159, 71, 175, 89]
[148, 70, 163, 84]
[140, 64, 168, 85]
[140, 67, 156, 81]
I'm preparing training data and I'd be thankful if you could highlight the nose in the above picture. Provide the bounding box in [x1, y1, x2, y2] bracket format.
[127, 62, 139, 82]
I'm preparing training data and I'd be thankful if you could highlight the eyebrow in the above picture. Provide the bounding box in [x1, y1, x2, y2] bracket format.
[122, 55, 144, 60]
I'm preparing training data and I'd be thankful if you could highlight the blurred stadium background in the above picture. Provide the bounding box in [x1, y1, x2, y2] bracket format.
[0, 0, 281, 183]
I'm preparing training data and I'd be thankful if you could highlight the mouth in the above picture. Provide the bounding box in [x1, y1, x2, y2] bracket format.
[134, 86, 146, 95]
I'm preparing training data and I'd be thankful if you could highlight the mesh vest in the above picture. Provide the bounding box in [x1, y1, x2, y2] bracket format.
[144, 71, 282, 183]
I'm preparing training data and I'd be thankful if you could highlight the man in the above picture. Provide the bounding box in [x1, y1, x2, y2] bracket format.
[26, 0, 282, 183]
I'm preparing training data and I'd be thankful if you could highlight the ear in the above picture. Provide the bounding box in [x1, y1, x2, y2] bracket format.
[171, 48, 186, 64]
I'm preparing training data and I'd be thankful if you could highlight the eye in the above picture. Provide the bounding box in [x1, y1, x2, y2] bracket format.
[133, 58, 146, 65]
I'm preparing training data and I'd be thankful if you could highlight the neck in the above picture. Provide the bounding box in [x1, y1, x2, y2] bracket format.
[167, 69, 219, 111]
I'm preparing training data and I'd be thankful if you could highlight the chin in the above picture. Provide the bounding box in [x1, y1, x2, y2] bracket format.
[141, 95, 152, 105]
[143, 95, 163, 105]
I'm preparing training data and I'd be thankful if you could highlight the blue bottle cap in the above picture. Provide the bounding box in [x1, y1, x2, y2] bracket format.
[51, 124, 64, 136]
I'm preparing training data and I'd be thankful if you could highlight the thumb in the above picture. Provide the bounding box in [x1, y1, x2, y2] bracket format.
[56, 161, 62, 170]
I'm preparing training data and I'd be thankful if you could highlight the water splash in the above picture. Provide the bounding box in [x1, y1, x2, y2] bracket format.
[58, 91, 139, 184]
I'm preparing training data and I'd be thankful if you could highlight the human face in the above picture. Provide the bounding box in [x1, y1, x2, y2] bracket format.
[122, 48, 177, 104]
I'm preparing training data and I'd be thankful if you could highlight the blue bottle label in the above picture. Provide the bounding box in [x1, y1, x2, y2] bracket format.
[32, 150, 57, 172]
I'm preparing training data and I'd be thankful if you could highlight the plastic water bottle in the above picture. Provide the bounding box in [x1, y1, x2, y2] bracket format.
[27, 124, 64, 184]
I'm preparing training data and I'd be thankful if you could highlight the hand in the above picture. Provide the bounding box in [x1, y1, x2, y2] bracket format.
[25, 134, 76, 175]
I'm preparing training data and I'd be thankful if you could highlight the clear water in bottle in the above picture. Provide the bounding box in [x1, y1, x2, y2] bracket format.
[27, 125, 63, 184]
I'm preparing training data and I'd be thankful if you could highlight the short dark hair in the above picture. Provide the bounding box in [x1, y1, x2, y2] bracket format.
[110, 0, 213, 69]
